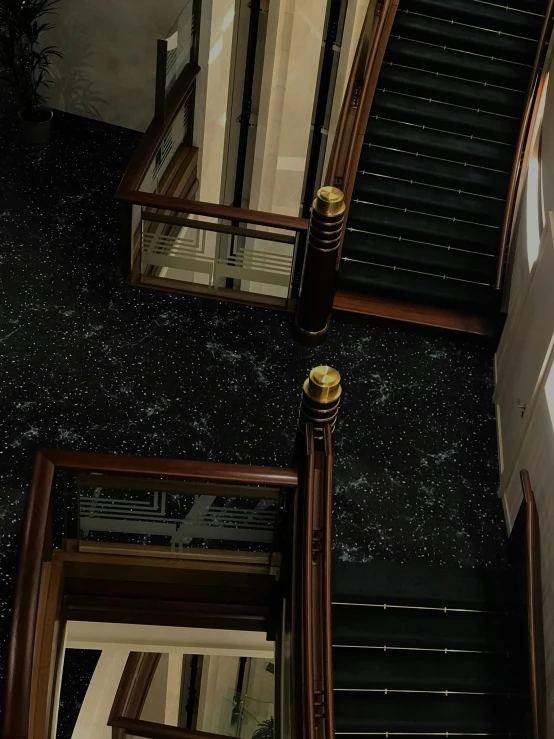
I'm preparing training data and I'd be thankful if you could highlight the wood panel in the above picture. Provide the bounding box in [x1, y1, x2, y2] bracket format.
[334, 290, 496, 336]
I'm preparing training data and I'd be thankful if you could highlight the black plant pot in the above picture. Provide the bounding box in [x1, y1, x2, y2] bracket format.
[18, 106, 53, 146]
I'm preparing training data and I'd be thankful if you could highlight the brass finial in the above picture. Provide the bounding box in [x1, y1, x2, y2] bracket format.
[299, 365, 342, 438]
[303, 365, 342, 404]
[315, 186, 345, 217]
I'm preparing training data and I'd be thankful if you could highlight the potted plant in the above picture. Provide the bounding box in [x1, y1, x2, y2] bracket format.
[0, 0, 62, 145]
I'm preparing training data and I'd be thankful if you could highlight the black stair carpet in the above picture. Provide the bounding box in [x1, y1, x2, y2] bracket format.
[332, 559, 528, 737]
[338, 0, 549, 314]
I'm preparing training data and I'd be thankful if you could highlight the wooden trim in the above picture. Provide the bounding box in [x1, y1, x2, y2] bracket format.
[519, 470, 547, 739]
[326, 0, 379, 187]
[42, 449, 298, 487]
[116, 63, 200, 197]
[0, 449, 296, 739]
[322, 425, 335, 739]
[77, 541, 272, 567]
[338, 0, 399, 263]
[0, 450, 56, 739]
[29, 560, 64, 739]
[333, 290, 496, 336]
[302, 424, 316, 739]
[75, 473, 281, 499]
[109, 652, 162, 737]
[109, 718, 230, 739]
[142, 211, 297, 243]
[119, 190, 308, 233]
[495, 4, 554, 289]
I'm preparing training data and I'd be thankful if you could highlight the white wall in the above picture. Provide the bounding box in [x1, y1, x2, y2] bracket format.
[495, 26, 554, 736]
[44, 0, 189, 131]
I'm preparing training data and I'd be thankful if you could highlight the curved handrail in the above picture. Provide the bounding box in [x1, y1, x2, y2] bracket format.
[0, 449, 298, 739]
[326, 0, 380, 187]
[300, 422, 334, 739]
[109, 652, 162, 739]
[519, 470, 547, 739]
[323, 0, 399, 266]
[302, 423, 316, 739]
[495, 4, 554, 289]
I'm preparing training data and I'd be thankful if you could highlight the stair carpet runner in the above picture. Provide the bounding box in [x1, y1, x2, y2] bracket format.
[332, 560, 527, 737]
[338, 0, 549, 314]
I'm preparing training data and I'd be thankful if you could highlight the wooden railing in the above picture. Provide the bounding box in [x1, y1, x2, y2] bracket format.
[519, 470, 547, 739]
[293, 415, 336, 739]
[325, 0, 399, 263]
[0, 449, 297, 739]
[495, 3, 554, 289]
[108, 651, 231, 739]
[115, 59, 307, 307]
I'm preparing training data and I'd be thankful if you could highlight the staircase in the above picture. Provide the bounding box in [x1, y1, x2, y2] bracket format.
[337, 0, 548, 316]
[332, 559, 528, 736]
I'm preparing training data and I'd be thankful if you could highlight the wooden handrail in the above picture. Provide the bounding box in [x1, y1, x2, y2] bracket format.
[326, 0, 379, 187]
[115, 59, 308, 237]
[519, 470, 547, 739]
[495, 5, 554, 289]
[322, 424, 335, 739]
[125, 190, 308, 232]
[323, 0, 399, 266]
[302, 423, 316, 739]
[109, 718, 230, 739]
[0, 449, 298, 739]
[116, 63, 200, 197]
[109, 652, 162, 739]
[300, 422, 334, 739]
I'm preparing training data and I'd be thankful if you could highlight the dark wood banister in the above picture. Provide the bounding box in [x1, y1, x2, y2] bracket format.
[519, 470, 547, 739]
[301, 422, 335, 739]
[326, 0, 379, 188]
[324, 0, 399, 266]
[495, 4, 554, 289]
[115, 63, 308, 234]
[0, 448, 297, 739]
[109, 652, 162, 739]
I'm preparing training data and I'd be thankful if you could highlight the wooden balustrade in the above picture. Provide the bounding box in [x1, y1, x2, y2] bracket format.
[519, 470, 547, 739]
[0, 449, 297, 739]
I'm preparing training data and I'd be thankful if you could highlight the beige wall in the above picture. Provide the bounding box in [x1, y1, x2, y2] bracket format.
[495, 27, 554, 735]
[249, 0, 327, 216]
[45, 0, 188, 131]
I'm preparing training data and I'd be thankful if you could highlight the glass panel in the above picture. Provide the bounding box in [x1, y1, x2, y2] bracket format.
[140, 214, 297, 306]
[74, 474, 284, 558]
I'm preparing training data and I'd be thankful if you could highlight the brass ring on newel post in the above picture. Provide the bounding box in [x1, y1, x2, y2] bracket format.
[295, 187, 346, 347]
[298, 365, 342, 443]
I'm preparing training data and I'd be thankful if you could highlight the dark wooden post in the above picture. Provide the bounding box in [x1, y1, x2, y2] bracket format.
[295, 187, 346, 346]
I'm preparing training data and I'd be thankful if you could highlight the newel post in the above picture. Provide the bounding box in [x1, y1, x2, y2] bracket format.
[295, 187, 346, 346]
[297, 365, 342, 444]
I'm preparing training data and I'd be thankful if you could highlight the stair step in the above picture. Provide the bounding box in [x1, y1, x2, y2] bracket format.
[401, 0, 545, 37]
[333, 647, 525, 693]
[352, 171, 505, 227]
[334, 691, 524, 734]
[379, 62, 526, 117]
[332, 560, 517, 609]
[385, 37, 532, 88]
[394, 9, 538, 64]
[359, 143, 510, 198]
[342, 229, 496, 283]
[337, 260, 498, 312]
[332, 603, 520, 653]
[365, 116, 515, 170]
[372, 88, 521, 144]
[348, 201, 498, 254]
